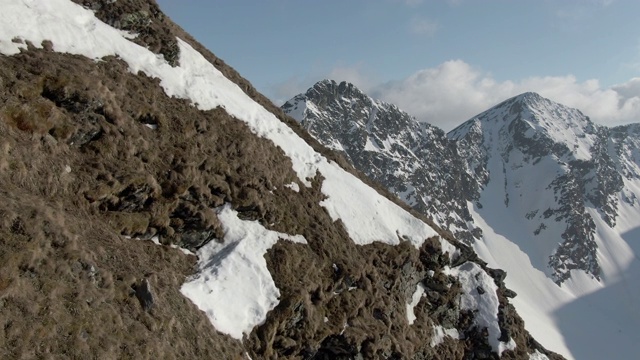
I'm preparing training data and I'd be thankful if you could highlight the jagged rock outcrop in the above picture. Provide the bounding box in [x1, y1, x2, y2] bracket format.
[283, 80, 481, 243]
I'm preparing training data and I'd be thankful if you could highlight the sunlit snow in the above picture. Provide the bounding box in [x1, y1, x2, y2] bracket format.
[180, 206, 307, 339]
[445, 262, 516, 355]
[429, 325, 460, 347]
[406, 283, 425, 325]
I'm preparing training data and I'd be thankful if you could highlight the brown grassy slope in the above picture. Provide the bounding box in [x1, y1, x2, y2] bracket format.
[0, 49, 248, 359]
[0, 1, 565, 359]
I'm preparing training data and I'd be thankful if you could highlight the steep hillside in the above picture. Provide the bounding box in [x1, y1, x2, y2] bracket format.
[286, 82, 640, 360]
[0, 0, 560, 359]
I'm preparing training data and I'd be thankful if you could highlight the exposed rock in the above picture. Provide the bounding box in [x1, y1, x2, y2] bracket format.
[283, 80, 481, 243]
[133, 278, 154, 311]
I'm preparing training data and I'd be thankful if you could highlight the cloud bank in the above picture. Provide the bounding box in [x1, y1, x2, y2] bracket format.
[366, 60, 640, 131]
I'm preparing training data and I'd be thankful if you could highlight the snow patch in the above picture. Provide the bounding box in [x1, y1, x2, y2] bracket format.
[529, 350, 550, 360]
[319, 161, 438, 247]
[439, 238, 460, 262]
[430, 325, 460, 347]
[180, 205, 307, 339]
[364, 137, 381, 152]
[445, 262, 514, 355]
[284, 182, 300, 192]
[284, 100, 307, 123]
[406, 283, 425, 325]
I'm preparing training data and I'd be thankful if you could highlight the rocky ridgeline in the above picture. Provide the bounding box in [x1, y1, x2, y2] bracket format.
[283, 80, 482, 243]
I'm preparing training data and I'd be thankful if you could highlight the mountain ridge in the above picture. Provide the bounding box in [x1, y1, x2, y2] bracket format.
[283, 80, 481, 243]
[284, 79, 640, 359]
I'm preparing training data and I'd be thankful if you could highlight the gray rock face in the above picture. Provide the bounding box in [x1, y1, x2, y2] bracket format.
[134, 278, 155, 312]
[282, 80, 481, 243]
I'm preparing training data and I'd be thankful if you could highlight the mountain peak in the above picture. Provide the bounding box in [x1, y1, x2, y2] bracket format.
[451, 90, 596, 145]
[513, 91, 544, 102]
[306, 79, 366, 99]
[283, 79, 396, 126]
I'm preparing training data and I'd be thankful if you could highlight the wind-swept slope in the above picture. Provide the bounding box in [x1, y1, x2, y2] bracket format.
[0, 1, 560, 359]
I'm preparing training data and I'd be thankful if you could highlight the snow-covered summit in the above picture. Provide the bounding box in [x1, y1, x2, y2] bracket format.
[449, 92, 626, 283]
[451, 92, 598, 162]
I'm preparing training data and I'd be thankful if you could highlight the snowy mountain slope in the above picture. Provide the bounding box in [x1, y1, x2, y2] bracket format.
[283, 80, 481, 243]
[286, 83, 640, 359]
[449, 92, 627, 284]
[0, 0, 560, 359]
[448, 94, 640, 360]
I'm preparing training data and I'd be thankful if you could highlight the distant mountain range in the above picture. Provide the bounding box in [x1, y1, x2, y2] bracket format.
[284, 80, 640, 359]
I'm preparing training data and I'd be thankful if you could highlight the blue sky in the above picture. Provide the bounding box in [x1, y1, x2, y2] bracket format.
[157, 0, 640, 130]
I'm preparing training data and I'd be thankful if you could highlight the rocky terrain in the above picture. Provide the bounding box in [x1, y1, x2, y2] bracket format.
[282, 80, 481, 243]
[0, 0, 561, 359]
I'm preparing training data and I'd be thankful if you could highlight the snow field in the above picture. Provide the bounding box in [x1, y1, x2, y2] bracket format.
[462, 99, 640, 359]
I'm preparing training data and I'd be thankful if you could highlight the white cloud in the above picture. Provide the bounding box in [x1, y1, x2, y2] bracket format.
[613, 78, 640, 100]
[408, 16, 439, 36]
[371, 60, 640, 131]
